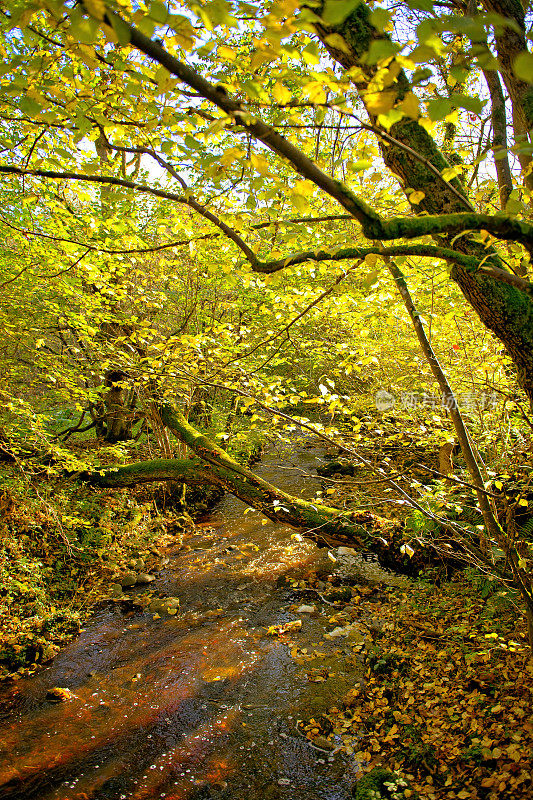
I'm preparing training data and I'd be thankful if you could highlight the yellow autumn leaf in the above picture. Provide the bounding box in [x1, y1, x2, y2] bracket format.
[399, 92, 420, 119]
[442, 165, 462, 181]
[418, 116, 436, 133]
[220, 147, 245, 166]
[250, 49, 276, 71]
[323, 33, 350, 54]
[445, 109, 459, 125]
[276, 0, 300, 13]
[218, 45, 237, 62]
[294, 179, 315, 196]
[272, 81, 292, 104]
[303, 81, 327, 104]
[410, 190, 426, 204]
[250, 152, 270, 175]
[290, 193, 310, 213]
[365, 90, 396, 115]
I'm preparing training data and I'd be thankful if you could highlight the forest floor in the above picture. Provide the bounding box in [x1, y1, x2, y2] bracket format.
[279, 565, 533, 800]
[1, 422, 532, 799]
[294, 421, 533, 799]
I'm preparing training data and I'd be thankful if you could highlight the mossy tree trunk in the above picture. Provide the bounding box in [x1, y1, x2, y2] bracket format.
[102, 370, 135, 443]
[312, 1, 533, 402]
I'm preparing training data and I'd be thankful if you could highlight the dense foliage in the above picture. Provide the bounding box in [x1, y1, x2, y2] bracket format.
[1, 0, 533, 699]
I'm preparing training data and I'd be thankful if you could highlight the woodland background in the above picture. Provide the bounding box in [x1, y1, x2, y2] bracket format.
[0, 1, 533, 797]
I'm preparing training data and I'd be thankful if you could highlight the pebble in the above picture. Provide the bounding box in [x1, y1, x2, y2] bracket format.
[296, 605, 316, 614]
[313, 735, 335, 751]
[325, 626, 350, 638]
[325, 622, 364, 639]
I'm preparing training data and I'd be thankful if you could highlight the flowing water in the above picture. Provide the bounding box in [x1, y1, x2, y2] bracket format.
[0, 441, 363, 800]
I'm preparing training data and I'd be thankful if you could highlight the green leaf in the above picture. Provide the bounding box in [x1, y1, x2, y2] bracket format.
[19, 97, 43, 117]
[513, 52, 533, 84]
[109, 13, 131, 46]
[405, 0, 434, 10]
[321, 0, 359, 26]
[136, 15, 156, 37]
[69, 14, 100, 45]
[451, 93, 484, 114]
[365, 39, 400, 64]
[148, 1, 169, 23]
[427, 97, 452, 121]
[369, 8, 392, 32]
[362, 269, 379, 290]
[315, 105, 326, 125]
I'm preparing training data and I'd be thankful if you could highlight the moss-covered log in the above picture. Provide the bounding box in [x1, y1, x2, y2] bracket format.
[84, 404, 404, 555]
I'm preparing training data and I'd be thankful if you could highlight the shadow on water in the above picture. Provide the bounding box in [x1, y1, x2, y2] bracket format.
[0, 441, 361, 800]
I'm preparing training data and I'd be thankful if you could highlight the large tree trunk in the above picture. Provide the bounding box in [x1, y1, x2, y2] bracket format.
[312, 2, 533, 401]
[101, 370, 135, 443]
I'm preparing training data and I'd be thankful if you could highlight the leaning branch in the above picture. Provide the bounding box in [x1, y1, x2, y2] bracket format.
[86, 407, 377, 550]
[99, 12, 533, 252]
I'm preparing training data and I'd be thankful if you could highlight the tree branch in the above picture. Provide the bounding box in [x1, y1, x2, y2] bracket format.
[3, 165, 533, 263]
[0, 165, 258, 264]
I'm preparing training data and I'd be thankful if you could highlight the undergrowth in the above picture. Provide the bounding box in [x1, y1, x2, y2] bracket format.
[0, 464, 201, 680]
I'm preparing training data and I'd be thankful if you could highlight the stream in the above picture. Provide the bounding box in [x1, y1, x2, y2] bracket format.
[0, 441, 365, 800]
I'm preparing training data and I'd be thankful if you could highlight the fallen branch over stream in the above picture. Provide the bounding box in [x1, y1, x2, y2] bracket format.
[83, 404, 403, 557]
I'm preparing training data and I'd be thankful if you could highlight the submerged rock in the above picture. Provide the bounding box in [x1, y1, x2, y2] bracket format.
[46, 687, 75, 702]
[316, 459, 356, 477]
[337, 547, 358, 557]
[149, 597, 180, 615]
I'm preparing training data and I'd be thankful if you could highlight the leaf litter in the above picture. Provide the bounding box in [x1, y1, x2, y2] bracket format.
[274, 567, 532, 799]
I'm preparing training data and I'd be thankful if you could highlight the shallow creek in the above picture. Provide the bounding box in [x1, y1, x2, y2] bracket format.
[0, 441, 365, 800]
